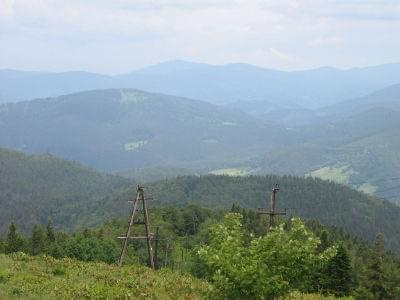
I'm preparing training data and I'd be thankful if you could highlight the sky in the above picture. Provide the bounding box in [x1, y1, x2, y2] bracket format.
[0, 0, 400, 74]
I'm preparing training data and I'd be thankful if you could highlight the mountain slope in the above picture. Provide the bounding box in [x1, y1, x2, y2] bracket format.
[0, 89, 282, 171]
[319, 83, 400, 120]
[0, 148, 131, 234]
[1, 148, 400, 250]
[99, 175, 400, 251]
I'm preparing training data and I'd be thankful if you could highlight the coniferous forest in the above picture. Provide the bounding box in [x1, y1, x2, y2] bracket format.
[1, 204, 400, 299]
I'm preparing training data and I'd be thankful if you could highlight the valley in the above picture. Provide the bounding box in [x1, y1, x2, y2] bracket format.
[0, 80, 399, 204]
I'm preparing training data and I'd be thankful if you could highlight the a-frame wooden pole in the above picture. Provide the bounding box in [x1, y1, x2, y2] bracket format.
[141, 187, 155, 269]
[118, 187, 141, 266]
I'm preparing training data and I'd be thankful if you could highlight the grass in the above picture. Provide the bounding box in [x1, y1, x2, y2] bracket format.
[124, 140, 148, 151]
[308, 165, 356, 185]
[281, 292, 351, 299]
[209, 167, 252, 176]
[0, 253, 211, 299]
[0, 253, 349, 299]
[119, 90, 148, 104]
[356, 182, 378, 195]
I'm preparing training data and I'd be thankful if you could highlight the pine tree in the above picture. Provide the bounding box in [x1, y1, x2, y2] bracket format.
[317, 230, 330, 253]
[5, 222, 24, 253]
[31, 224, 45, 255]
[0, 237, 5, 253]
[322, 244, 353, 296]
[46, 220, 55, 243]
[367, 234, 394, 299]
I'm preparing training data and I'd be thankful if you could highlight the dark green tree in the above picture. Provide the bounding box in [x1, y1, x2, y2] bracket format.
[31, 224, 45, 255]
[322, 244, 353, 296]
[46, 221, 55, 243]
[0, 237, 5, 253]
[317, 230, 330, 253]
[367, 234, 394, 299]
[5, 222, 24, 253]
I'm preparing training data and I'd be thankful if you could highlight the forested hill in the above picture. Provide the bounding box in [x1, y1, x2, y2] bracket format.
[2, 148, 400, 250]
[0, 148, 131, 234]
[137, 175, 399, 250]
[0, 88, 282, 171]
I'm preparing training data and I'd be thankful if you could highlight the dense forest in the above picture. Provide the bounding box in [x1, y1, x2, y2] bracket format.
[2, 146, 400, 251]
[143, 175, 400, 250]
[0, 147, 130, 233]
[1, 205, 399, 299]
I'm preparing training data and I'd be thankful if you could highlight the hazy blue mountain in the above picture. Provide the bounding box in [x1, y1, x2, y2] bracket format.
[119, 61, 400, 109]
[0, 69, 117, 103]
[318, 83, 400, 120]
[2, 61, 400, 109]
[258, 83, 400, 127]
[0, 89, 283, 172]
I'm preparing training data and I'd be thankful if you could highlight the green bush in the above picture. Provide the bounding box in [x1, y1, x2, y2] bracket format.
[198, 214, 337, 299]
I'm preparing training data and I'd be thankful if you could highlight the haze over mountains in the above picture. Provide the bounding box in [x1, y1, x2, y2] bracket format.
[2, 60, 400, 111]
[0, 89, 284, 171]
[0, 60, 399, 205]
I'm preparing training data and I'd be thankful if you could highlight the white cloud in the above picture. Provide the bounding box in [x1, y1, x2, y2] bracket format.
[0, 0, 399, 73]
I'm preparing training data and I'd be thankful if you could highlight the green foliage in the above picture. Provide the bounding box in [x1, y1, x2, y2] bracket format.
[366, 234, 398, 299]
[117, 165, 197, 182]
[46, 220, 55, 243]
[145, 175, 400, 250]
[30, 224, 45, 255]
[5, 223, 24, 254]
[0, 237, 4, 254]
[197, 214, 336, 299]
[1, 205, 399, 298]
[62, 232, 120, 263]
[319, 245, 353, 296]
[0, 253, 211, 299]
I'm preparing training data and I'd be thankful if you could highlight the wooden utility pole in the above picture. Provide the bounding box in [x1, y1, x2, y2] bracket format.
[164, 242, 170, 268]
[117, 186, 155, 269]
[259, 184, 286, 229]
[154, 226, 160, 269]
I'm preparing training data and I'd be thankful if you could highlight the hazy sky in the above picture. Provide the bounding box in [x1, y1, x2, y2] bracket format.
[1, 0, 400, 74]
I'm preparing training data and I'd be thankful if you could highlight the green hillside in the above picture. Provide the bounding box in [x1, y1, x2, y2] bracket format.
[1, 147, 400, 250]
[0, 253, 210, 299]
[116, 165, 198, 182]
[0, 89, 282, 172]
[104, 175, 400, 251]
[0, 148, 131, 234]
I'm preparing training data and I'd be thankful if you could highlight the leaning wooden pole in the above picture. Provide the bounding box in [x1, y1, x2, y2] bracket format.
[141, 187, 155, 269]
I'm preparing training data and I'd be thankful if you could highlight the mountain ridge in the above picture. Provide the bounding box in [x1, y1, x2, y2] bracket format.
[2, 61, 400, 109]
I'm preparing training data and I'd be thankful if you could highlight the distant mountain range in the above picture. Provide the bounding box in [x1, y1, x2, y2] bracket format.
[0, 66, 399, 205]
[2, 61, 400, 110]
